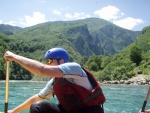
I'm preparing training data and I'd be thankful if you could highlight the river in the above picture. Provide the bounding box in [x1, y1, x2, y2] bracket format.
[0, 81, 150, 113]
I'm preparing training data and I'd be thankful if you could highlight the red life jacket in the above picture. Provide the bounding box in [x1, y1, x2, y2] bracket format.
[53, 68, 106, 112]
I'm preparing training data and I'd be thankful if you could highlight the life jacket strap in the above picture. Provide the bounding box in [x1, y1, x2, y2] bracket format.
[76, 89, 103, 109]
[81, 89, 102, 105]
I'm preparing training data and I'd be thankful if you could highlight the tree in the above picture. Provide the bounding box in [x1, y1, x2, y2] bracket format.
[130, 45, 142, 66]
[89, 62, 98, 71]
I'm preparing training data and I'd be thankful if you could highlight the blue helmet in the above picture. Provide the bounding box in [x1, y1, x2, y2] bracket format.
[44, 48, 69, 63]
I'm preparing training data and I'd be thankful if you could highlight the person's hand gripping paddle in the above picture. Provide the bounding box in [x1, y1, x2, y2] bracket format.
[0, 61, 10, 113]
[141, 86, 150, 112]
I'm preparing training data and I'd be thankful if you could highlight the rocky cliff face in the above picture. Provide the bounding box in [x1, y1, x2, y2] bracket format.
[66, 24, 103, 56]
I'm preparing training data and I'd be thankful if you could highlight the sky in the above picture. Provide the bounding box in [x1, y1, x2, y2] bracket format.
[0, 0, 149, 31]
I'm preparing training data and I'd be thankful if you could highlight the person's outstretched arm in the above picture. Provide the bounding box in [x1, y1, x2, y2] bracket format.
[4, 51, 63, 77]
[7, 94, 45, 113]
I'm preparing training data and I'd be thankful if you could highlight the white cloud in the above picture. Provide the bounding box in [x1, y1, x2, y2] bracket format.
[113, 17, 144, 30]
[5, 21, 17, 26]
[20, 12, 47, 27]
[94, 5, 124, 21]
[0, 20, 17, 26]
[65, 12, 90, 20]
[52, 10, 61, 15]
[93, 5, 144, 30]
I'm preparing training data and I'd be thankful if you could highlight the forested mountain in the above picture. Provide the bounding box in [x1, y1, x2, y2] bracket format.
[0, 24, 22, 35]
[0, 17, 145, 81]
[6, 18, 140, 59]
[121, 26, 150, 75]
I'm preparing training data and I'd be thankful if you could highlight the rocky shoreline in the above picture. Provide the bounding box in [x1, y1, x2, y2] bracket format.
[102, 74, 150, 85]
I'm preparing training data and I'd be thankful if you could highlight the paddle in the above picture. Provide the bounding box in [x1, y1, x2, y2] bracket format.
[141, 86, 150, 112]
[0, 61, 10, 113]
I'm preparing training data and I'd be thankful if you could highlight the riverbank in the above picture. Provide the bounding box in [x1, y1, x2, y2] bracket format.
[102, 74, 150, 85]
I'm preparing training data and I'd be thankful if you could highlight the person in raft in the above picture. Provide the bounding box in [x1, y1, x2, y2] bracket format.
[4, 47, 106, 113]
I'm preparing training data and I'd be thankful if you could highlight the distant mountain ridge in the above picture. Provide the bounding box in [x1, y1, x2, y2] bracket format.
[0, 18, 140, 60]
[0, 24, 22, 35]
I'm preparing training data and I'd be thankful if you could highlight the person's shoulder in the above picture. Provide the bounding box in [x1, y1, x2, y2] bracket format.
[58, 62, 82, 75]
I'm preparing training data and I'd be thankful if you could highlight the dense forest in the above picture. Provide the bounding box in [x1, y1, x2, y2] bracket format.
[0, 18, 150, 81]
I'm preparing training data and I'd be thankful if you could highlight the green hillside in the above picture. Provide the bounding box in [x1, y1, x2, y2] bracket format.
[98, 25, 150, 81]
[7, 17, 140, 57]
[0, 18, 144, 81]
[132, 26, 150, 75]
[0, 24, 22, 35]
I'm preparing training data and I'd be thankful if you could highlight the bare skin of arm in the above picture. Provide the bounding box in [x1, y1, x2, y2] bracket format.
[7, 94, 52, 113]
[4, 51, 63, 77]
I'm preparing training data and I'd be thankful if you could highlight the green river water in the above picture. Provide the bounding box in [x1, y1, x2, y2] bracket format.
[0, 81, 150, 113]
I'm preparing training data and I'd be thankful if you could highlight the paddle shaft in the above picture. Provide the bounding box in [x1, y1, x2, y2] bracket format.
[141, 86, 150, 112]
[5, 61, 10, 113]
